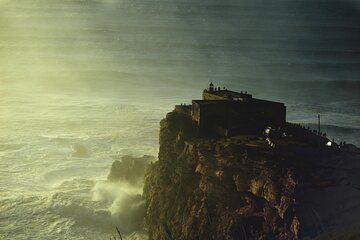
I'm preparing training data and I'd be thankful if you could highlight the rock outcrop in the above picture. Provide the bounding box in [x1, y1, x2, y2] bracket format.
[143, 110, 360, 240]
[108, 155, 155, 185]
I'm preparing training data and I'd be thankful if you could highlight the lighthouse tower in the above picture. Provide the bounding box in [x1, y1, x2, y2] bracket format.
[208, 81, 214, 92]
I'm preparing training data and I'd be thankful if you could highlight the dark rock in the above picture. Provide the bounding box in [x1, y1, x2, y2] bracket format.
[143, 110, 360, 240]
[108, 155, 155, 185]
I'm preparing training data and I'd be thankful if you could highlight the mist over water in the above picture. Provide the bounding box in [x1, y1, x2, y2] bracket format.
[1, 0, 359, 239]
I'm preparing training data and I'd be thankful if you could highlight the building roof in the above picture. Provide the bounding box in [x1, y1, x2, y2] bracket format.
[193, 100, 225, 105]
[204, 89, 252, 100]
[194, 97, 285, 106]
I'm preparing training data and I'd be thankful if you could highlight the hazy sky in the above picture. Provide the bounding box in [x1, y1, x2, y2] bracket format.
[0, 0, 359, 97]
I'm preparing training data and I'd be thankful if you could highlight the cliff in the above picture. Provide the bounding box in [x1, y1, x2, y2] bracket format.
[108, 155, 155, 186]
[143, 110, 360, 240]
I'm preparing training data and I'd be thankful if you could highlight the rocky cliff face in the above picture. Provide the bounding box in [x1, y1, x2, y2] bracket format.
[143, 110, 360, 240]
[108, 155, 155, 186]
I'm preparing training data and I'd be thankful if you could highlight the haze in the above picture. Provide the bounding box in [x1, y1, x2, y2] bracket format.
[0, 0, 359, 239]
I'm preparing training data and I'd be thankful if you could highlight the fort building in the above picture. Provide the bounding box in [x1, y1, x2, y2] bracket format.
[176, 82, 286, 137]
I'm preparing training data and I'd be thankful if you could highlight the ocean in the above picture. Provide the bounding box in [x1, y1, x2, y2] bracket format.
[0, 0, 359, 239]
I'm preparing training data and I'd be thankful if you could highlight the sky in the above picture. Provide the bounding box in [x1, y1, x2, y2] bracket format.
[0, 0, 359, 96]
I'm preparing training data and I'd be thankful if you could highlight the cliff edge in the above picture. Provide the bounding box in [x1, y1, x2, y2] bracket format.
[143, 109, 360, 240]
